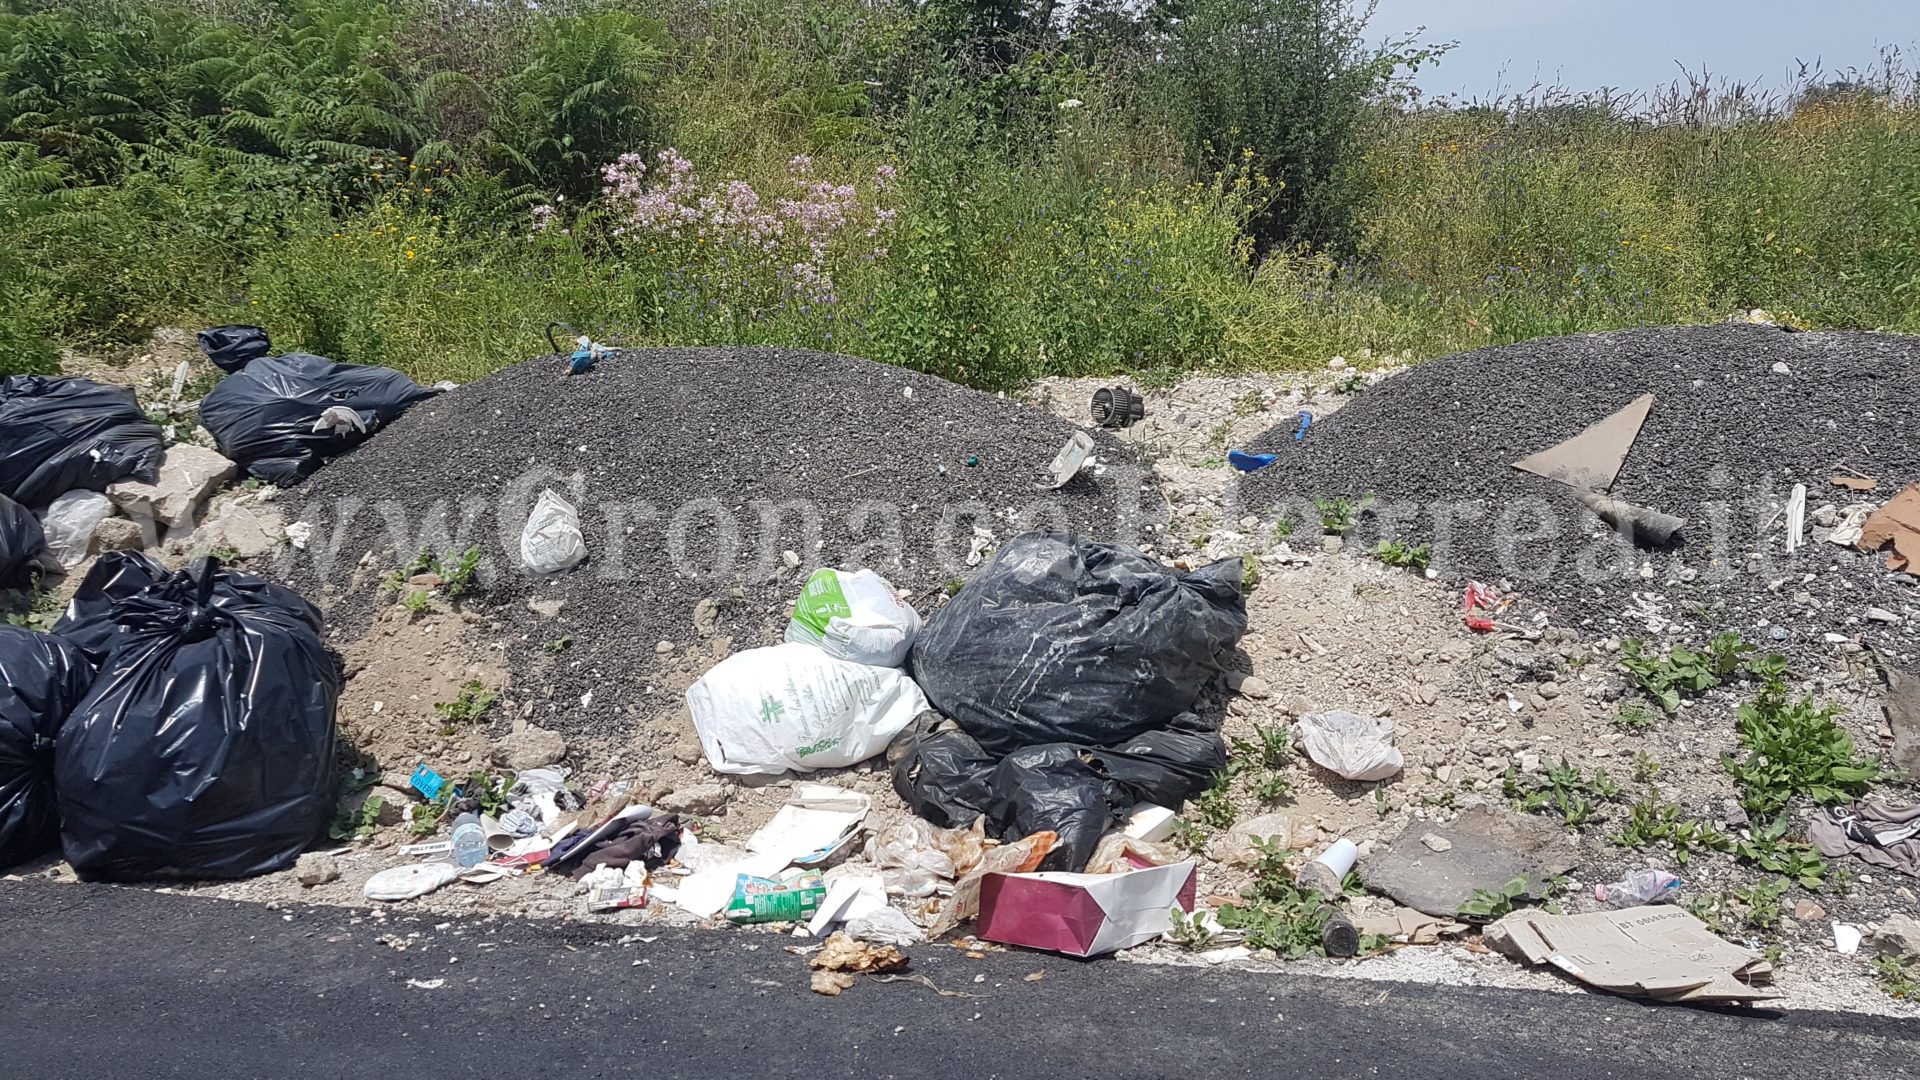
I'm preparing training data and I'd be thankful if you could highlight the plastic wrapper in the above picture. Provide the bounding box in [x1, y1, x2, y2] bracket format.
[0, 492, 45, 587]
[784, 568, 922, 667]
[725, 868, 825, 923]
[520, 489, 588, 574]
[0, 375, 164, 507]
[909, 532, 1246, 756]
[1296, 711, 1404, 781]
[198, 352, 438, 486]
[0, 625, 94, 869]
[54, 557, 340, 880]
[40, 490, 115, 569]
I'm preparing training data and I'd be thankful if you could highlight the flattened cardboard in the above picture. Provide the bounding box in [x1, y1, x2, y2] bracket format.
[1491, 906, 1776, 1003]
[1512, 393, 1654, 492]
[1858, 483, 1920, 576]
[976, 862, 1197, 957]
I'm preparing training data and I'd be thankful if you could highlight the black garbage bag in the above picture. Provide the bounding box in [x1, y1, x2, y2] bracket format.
[0, 492, 46, 588]
[198, 352, 439, 486]
[197, 325, 272, 373]
[0, 625, 94, 870]
[909, 532, 1247, 757]
[54, 558, 340, 881]
[893, 710, 1226, 872]
[50, 551, 170, 666]
[0, 375, 165, 508]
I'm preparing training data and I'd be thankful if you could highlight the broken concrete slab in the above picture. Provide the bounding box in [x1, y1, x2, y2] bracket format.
[164, 495, 285, 560]
[107, 444, 237, 528]
[1358, 806, 1575, 917]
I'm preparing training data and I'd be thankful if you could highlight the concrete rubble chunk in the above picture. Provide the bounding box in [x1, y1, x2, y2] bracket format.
[491, 725, 568, 770]
[658, 782, 729, 816]
[1359, 807, 1575, 918]
[294, 852, 342, 887]
[107, 444, 238, 528]
[90, 516, 150, 554]
[165, 497, 285, 560]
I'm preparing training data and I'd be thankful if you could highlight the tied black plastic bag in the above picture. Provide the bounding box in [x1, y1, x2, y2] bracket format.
[0, 492, 46, 588]
[50, 550, 170, 666]
[892, 711, 1226, 872]
[54, 558, 340, 881]
[909, 532, 1247, 756]
[197, 325, 271, 373]
[0, 375, 165, 508]
[0, 625, 94, 870]
[199, 352, 439, 486]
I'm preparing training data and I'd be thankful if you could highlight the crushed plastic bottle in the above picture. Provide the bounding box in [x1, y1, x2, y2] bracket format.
[450, 812, 488, 869]
[1594, 869, 1680, 906]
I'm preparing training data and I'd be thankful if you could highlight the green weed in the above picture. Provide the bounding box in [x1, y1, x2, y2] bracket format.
[434, 681, 497, 733]
[1372, 539, 1431, 572]
[1314, 494, 1372, 534]
[1873, 956, 1920, 1001]
[1195, 769, 1239, 829]
[1458, 875, 1567, 921]
[1722, 665, 1885, 817]
[1214, 839, 1336, 959]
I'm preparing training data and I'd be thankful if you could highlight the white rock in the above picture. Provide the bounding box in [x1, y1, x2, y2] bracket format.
[107, 444, 238, 528]
[1771, 361, 1792, 375]
[1833, 924, 1863, 954]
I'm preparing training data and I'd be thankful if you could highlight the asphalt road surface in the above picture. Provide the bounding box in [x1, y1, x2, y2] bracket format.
[2, 878, 1911, 1079]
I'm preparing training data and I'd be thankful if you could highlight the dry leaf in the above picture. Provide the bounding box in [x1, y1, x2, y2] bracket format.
[1831, 474, 1877, 491]
[1024, 970, 1046, 982]
[810, 933, 908, 975]
[810, 970, 856, 996]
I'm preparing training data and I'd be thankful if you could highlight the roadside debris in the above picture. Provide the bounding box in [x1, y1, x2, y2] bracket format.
[1488, 906, 1777, 1004]
[1858, 483, 1920, 575]
[0, 493, 43, 587]
[520, 489, 588, 574]
[808, 932, 908, 996]
[975, 861, 1197, 957]
[1294, 711, 1403, 781]
[1043, 431, 1096, 489]
[1511, 393, 1653, 492]
[1808, 801, 1920, 876]
[1089, 386, 1145, 429]
[1594, 869, 1681, 906]
[784, 568, 921, 667]
[1359, 808, 1575, 918]
[0, 626, 92, 870]
[688, 643, 926, 775]
[0, 375, 164, 508]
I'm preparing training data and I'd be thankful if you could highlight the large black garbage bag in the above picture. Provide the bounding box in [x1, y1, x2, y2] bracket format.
[50, 551, 170, 666]
[0, 375, 165, 508]
[0, 625, 94, 870]
[196, 325, 271, 373]
[909, 532, 1248, 757]
[198, 352, 439, 486]
[54, 558, 340, 881]
[0, 492, 46, 588]
[893, 711, 1226, 872]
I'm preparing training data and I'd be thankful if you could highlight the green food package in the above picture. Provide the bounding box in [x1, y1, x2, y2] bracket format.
[724, 868, 826, 924]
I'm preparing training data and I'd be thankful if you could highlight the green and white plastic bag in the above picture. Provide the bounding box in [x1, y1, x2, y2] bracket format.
[784, 568, 922, 668]
[687, 643, 927, 776]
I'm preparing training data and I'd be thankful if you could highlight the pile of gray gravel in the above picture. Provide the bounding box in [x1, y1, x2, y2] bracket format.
[1239, 324, 1920, 658]
[273, 347, 1165, 740]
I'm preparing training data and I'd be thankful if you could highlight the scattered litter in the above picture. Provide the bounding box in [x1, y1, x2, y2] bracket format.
[365, 862, 462, 902]
[1124, 804, 1179, 844]
[875, 973, 975, 998]
[1359, 808, 1574, 918]
[808, 932, 908, 995]
[1858, 483, 1920, 575]
[1351, 907, 1469, 945]
[1785, 482, 1807, 552]
[0, 626, 90, 870]
[747, 783, 872, 868]
[39, 490, 115, 569]
[1830, 504, 1875, 546]
[974, 861, 1196, 957]
[1295, 711, 1404, 781]
[1834, 924, 1863, 955]
[1488, 906, 1776, 1003]
[1832, 473, 1878, 492]
[1227, 450, 1279, 473]
[0, 375, 164, 507]
[405, 978, 446, 990]
[520, 489, 588, 575]
[784, 568, 921, 667]
[1808, 801, 1920, 876]
[1089, 386, 1144, 428]
[1510, 392, 1653, 492]
[1042, 431, 1096, 489]
[1594, 869, 1681, 906]
[726, 868, 826, 924]
[1023, 970, 1046, 982]
[1199, 945, 1254, 964]
[687, 643, 927, 776]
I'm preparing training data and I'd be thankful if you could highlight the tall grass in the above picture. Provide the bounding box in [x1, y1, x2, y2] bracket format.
[3, 1, 1918, 388]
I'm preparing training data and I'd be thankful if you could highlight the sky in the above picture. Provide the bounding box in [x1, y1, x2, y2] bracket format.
[1367, 0, 1920, 100]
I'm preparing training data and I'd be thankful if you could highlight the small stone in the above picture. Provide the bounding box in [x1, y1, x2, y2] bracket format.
[527, 597, 565, 618]
[1865, 607, 1901, 624]
[1537, 682, 1561, 700]
[1770, 361, 1791, 375]
[294, 852, 342, 888]
[692, 598, 720, 637]
[491, 725, 568, 770]
[781, 550, 801, 569]
[1517, 752, 1542, 774]
[1793, 900, 1826, 921]
[658, 782, 730, 816]
[1239, 516, 1259, 529]
[1239, 676, 1272, 700]
[90, 516, 148, 553]
[655, 640, 675, 655]
[1526, 693, 1547, 712]
[1871, 914, 1920, 960]
[1434, 765, 1453, 783]
[1420, 832, 1453, 853]
[1320, 535, 1345, 553]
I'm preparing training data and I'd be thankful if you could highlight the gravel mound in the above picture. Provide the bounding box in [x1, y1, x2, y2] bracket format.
[274, 347, 1164, 740]
[1239, 324, 1920, 654]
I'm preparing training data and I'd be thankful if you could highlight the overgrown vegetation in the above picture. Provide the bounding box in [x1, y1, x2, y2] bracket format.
[1722, 657, 1885, 817]
[1617, 632, 1752, 712]
[1214, 838, 1340, 958]
[1458, 874, 1566, 921]
[6, 1, 1915, 386]
[1503, 759, 1623, 827]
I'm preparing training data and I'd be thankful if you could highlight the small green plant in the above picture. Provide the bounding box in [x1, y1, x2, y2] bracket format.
[1, 577, 60, 630]
[1729, 877, 1791, 931]
[1505, 760, 1623, 826]
[1707, 631, 1756, 679]
[1334, 372, 1366, 394]
[401, 588, 431, 614]
[1873, 955, 1920, 1001]
[1458, 875, 1565, 920]
[1612, 701, 1657, 734]
[1372, 786, 1391, 817]
[434, 680, 497, 731]
[407, 798, 448, 838]
[196, 545, 243, 564]
[1168, 816, 1210, 857]
[1372, 539, 1431, 572]
[1271, 517, 1295, 541]
[1631, 751, 1661, 783]
[1232, 390, 1267, 416]
[1313, 494, 1372, 534]
[1618, 637, 1729, 713]
[384, 546, 483, 604]
[382, 548, 439, 596]
[1687, 892, 1730, 936]
[1611, 789, 1733, 865]
[546, 635, 573, 652]
[1165, 906, 1217, 949]
[1195, 769, 1239, 829]
[1733, 816, 1828, 889]
[940, 579, 965, 597]
[1722, 665, 1885, 817]
[1214, 839, 1336, 959]
[1240, 553, 1260, 594]
[463, 769, 513, 816]
[441, 545, 482, 598]
[1227, 724, 1293, 805]
[328, 794, 385, 841]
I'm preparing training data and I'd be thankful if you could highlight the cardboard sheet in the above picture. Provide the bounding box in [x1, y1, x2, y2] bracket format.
[1858, 483, 1920, 576]
[975, 862, 1197, 957]
[1490, 906, 1776, 1003]
[1511, 393, 1654, 491]
[746, 783, 871, 867]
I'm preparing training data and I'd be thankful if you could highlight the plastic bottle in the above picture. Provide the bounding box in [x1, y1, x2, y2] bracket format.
[1594, 869, 1680, 906]
[451, 812, 488, 869]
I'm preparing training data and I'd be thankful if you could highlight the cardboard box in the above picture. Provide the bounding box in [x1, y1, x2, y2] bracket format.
[975, 862, 1197, 957]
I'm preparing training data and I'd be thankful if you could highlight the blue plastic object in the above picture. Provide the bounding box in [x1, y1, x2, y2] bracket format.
[1227, 450, 1280, 473]
[1294, 410, 1312, 440]
[410, 764, 447, 802]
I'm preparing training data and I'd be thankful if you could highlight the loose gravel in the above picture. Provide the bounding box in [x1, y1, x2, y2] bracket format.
[1238, 324, 1920, 658]
[272, 346, 1165, 740]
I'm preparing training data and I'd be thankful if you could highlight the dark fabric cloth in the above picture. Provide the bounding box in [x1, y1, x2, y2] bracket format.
[570, 814, 684, 879]
[1809, 801, 1920, 876]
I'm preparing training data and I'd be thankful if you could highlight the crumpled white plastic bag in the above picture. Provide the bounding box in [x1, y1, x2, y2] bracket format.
[41, 489, 115, 569]
[686, 643, 927, 776]
[1295, 710, 1404, 781]
[519, 488, 587, 574]
[784, 568, 923, 668]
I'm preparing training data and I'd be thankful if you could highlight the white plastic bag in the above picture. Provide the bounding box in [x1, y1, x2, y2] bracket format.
[1295, 710, 1404, 781]
[519, 489, 587, 574]
[687, 643, 927, 776]
[41, 489, 116, 569]
[783, 568, 922, 667]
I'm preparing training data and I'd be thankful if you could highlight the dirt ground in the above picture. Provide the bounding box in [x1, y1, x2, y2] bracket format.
[15, 338, 1917, 1018]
